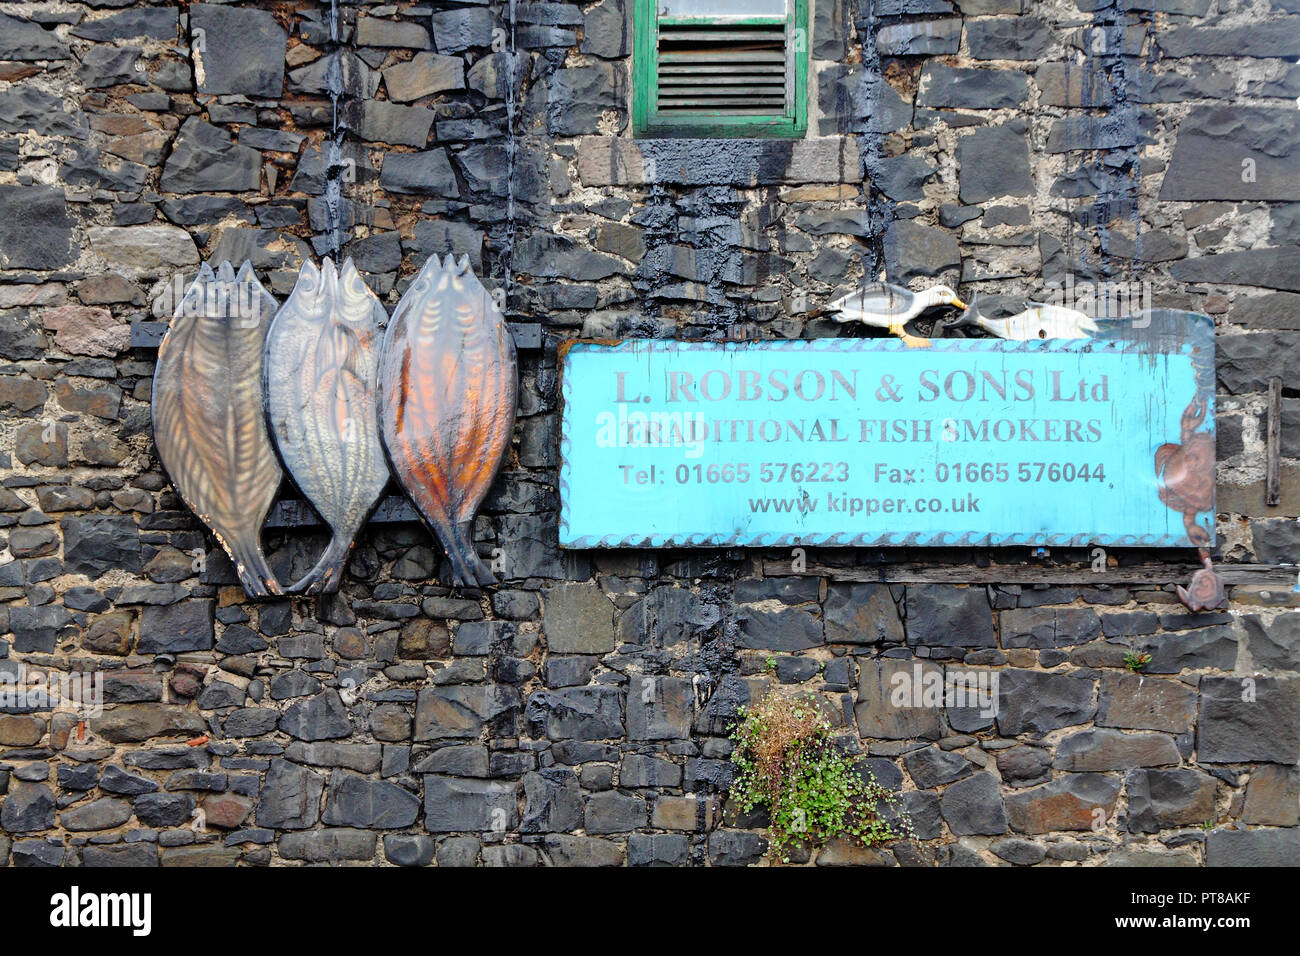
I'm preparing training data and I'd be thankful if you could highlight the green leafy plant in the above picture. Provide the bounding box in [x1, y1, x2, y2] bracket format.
[1124, 651, 1153, 672]
[729, 690, 909, 862]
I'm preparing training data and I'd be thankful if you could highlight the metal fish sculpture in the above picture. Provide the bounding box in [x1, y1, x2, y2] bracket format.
[264, 258, 390, 594]
[946, 293, 1100, 340]
[152, 261, 283, 597]
[378, 254, 517, 587]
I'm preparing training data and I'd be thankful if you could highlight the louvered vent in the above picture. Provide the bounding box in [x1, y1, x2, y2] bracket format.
[655, 21, 789, 116]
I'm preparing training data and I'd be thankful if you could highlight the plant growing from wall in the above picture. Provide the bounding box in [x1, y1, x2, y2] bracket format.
[729, 690, 908, 863]
[1124, 650, 1153, 672]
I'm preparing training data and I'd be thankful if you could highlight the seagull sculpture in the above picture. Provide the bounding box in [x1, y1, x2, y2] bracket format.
[945, 293, 1099, 340]
[815, 282, 968, 348]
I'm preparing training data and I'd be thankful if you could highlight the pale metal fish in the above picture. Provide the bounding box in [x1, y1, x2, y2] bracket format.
[378, 255, 517, 587]
[946, 293, 1100, 340]
[152, 261, 283, 597]
[264, 258, 390, 594]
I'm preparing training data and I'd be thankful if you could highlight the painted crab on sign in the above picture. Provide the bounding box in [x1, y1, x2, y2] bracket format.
[1155, 396, 1225, 611]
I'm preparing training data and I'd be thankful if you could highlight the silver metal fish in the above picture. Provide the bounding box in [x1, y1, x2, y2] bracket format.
[946, 293, 1099, 340]
[264, 258, 391, 594]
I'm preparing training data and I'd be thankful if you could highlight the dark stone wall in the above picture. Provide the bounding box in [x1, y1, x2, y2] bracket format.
[0, 0, 1298, 867]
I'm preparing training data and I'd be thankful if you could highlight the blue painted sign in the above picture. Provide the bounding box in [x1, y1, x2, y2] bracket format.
[559, 312, 1216, 549]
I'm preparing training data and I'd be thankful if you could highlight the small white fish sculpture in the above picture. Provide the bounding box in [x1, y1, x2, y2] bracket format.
[946, 294, 1099, 340]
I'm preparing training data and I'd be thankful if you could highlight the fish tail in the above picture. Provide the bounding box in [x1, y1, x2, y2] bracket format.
[437, 519, 496, 588]
[226, 538, 282, 598]
[286, 534, 352, 596]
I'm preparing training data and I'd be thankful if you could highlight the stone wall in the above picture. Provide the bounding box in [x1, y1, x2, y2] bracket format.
[1, 0, 1298, 867]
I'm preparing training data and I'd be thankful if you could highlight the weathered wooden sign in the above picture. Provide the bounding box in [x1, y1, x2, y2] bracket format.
[559, 312, 1216, 549]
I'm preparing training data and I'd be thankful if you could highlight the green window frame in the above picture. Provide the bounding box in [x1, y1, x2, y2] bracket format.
[633, 0, 808, 139]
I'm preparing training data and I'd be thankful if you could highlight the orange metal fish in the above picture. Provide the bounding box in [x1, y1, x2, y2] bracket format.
[152, 261, 283, 597]
[378, 255, 517, 587]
